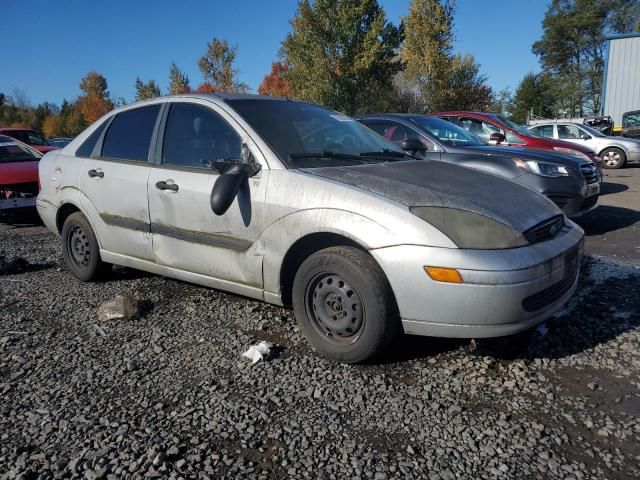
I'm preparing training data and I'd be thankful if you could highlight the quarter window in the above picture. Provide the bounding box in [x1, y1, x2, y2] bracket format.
[76, 119, 108, 157]
[162, 103, 242, 168]
[101, 105, 160, 161]
[362, 120, 433, 150]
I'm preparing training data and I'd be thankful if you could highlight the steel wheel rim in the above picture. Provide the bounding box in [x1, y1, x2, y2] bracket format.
[305, 273, 364, 345]
[603, 151, 620, 167]
[67, 225, 91, 268]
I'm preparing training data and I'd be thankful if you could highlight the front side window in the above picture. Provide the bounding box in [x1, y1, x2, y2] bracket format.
[101, 105, 160, 161]
[411, 116, 485, 147]
[458, 117, 498, 141]
[162, 103, 242, 168]
[530, 125, 554, 138]
[557, 124, 582, 140]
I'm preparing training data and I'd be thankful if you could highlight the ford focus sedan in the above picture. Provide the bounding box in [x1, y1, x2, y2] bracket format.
[37, 94, 584, 363]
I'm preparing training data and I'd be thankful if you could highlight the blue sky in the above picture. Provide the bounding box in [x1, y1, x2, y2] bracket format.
[3, 0, 549, 106]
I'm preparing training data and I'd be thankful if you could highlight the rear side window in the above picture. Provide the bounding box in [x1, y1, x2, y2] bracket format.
[76, 119, 109, 157]
[101, 105, 160, 161]
[530, 125, 554, 138]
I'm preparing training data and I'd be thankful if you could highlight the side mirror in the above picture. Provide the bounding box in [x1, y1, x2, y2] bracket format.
[490, 132, 506, 144]
[210, 144, 261, 216]
[400, 138, 426, 152]
[580, 133, 591, 140]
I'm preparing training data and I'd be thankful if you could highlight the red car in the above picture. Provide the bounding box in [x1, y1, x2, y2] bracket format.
[0, 135, 42, 215]
[431, 111, 598, 162]
[0, 127, 58, 153]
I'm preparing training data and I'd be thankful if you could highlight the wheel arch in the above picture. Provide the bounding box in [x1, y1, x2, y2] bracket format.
[56, 202, 82, 233]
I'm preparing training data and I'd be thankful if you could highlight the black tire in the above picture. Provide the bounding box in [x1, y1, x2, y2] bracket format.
[600, 147, 626, 169]
[61, 212, 110, 281]
[292, 246, 400, 363]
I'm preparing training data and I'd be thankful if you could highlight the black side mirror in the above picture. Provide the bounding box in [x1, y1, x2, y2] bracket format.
[210, 144, 261, 216]
[400, 138, 426, 152]
[581, 133, 591, 140]
[490, 132, 506, 144]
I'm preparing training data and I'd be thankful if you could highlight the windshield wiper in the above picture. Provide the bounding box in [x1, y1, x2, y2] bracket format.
[288, 151, 369, 164]
[359, 150, 408, 160]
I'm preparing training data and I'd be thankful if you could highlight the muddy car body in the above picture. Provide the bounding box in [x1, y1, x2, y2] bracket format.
[37, 94, 584, 363]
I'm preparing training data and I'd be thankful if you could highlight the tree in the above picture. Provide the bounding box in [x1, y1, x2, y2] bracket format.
[606, 0, 640, 34]
[400, 0, 455, 111]
[77, 71, 114, 124]
[258, 61, 291, 97]
[444, 54, 494, 111]
[282, 0, 402, 114]
[489, 87, 513, 116]
[168, 62, 191, 95]
[42, 115, 64, 138]
[194, 82, 215, 94]
[509, 72, 558, 124]
[198, 38, 248, 93]
[532, 0, 610, 116]
[134, 77, 161, 101]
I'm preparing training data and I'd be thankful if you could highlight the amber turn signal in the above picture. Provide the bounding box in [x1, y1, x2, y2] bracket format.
[424, 266, 463, 284]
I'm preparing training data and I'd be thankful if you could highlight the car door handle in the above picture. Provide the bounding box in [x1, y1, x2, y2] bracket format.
[155, 180, 179, 192]
[88, 169, 104, 178]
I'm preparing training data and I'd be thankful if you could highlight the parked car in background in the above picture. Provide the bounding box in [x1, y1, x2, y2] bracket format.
[356, 114, 601, 217]
[0, 128, 58, 153]
[622, 110, 640, 140]
[0, 135, 42, 216]
[431, 111, 599, 163]
[47, 137, 72, 148]
[37, 94, 584, 363]
[527, 121, 640, 169]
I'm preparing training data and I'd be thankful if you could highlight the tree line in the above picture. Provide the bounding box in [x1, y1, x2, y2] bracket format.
[1, 0, 638, 138]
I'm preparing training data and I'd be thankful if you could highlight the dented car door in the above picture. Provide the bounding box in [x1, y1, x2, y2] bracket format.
[147, 100, 268, 290]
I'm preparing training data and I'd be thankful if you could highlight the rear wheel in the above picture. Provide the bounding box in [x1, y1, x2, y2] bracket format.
[292, 246, 400, 363]
[601, 147, 626, 169]
[61, 212, 110, 281]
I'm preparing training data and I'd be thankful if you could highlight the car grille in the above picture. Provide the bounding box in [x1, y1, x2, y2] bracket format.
[523, 215, 565, 245]
[579, 163, 598, 185]
[522, 247, 580, 312]
[580, 195, 598, 210]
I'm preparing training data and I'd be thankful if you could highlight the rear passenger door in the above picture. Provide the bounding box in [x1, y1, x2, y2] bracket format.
[78, 104, 161, 261]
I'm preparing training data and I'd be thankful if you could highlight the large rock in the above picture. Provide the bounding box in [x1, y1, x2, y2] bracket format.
[97, 295, 139, 322]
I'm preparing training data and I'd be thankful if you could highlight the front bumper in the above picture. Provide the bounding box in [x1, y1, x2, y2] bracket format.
[0, 196, 36, 211]
[370, 224, 584, 338]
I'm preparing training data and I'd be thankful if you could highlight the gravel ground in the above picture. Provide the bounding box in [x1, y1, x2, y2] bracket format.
[1, 223, 639, 480]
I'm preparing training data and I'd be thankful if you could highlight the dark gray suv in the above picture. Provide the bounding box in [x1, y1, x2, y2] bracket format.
[356, 114, 601, 218]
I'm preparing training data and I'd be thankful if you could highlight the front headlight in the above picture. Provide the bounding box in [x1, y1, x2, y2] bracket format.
[553, 147, 591, 161]
[514, 159, 570, 177]
[410, 206, 528, 249]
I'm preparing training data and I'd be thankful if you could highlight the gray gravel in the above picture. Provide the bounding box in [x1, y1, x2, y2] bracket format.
[1, 224, 639, 479]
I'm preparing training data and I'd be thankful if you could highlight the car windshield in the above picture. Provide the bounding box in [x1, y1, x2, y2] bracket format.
[579, 124, 606, 137]
[0, 137, 40, 163]
[227, 99, 408, 168]
[411, 116, 487, 147]
[623, 111, 640, 128]
[494, 115, 539, 137]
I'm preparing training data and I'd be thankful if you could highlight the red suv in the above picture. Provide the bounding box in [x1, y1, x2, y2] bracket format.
[0, 128, 58, 154]
[431, 111, 598, 162]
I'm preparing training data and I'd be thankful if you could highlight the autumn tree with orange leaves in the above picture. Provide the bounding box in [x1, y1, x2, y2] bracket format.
[258, 61, 291, 97]
[77, 71, 114, 124]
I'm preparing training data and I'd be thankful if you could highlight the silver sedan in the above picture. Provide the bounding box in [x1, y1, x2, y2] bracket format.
[528, 122, 640, 168]
[36, 94, 584, 363]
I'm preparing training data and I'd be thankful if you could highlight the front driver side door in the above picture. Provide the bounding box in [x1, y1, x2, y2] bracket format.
[147, 100, 268, 292]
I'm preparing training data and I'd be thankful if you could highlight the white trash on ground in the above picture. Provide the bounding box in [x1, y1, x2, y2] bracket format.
[242, 341, 273, 364]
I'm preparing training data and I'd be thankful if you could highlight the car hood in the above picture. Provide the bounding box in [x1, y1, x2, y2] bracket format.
[462, 145, 588, 168]
[0, 160, 40, 185]
[302, 160, 561, 233]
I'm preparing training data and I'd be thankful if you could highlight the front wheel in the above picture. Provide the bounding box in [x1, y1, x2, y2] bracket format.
[292, 246, 400, 363]
[61, 212, 110, 281]
[601, 147, 626, 169]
